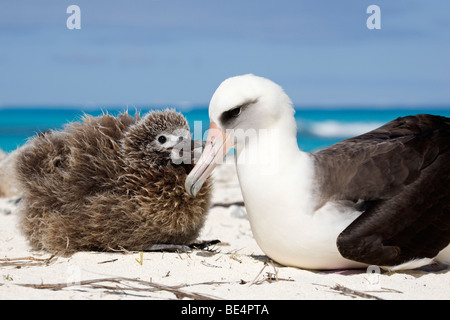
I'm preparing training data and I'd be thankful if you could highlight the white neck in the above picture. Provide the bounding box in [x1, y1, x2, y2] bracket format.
[233, 112, 317, 219]
[232, 112, 321, 266]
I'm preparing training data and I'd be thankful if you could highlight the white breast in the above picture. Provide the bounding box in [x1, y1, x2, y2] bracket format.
[236, 148, 366, 270]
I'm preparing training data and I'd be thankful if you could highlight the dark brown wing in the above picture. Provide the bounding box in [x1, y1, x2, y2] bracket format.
[313, 114, 450, 266]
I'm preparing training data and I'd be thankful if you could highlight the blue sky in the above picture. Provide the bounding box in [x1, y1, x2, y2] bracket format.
[0, 0, 449, 108]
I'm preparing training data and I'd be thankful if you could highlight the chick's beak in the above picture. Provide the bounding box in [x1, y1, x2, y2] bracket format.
[185, 121, 232, 197]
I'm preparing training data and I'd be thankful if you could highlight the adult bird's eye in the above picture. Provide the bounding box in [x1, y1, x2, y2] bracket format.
[158, 135, 167, 144]
[229, 107, 241, 118]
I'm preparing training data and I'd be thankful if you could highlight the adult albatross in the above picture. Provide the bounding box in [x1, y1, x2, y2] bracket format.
[186, 74, 450, 271]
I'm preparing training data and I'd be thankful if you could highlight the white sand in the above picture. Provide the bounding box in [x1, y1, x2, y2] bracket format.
[0, 155, 449, 300]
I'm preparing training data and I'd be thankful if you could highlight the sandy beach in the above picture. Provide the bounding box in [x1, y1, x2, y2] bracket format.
[0, 150, 449, 301]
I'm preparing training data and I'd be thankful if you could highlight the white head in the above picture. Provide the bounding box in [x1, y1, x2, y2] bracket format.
[209, 74, 295, 133]
[185, 74, 297, 197]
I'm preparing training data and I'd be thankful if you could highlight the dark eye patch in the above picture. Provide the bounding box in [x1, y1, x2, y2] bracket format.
[219, 98, 258, 127]
[228, 107, 242, 118]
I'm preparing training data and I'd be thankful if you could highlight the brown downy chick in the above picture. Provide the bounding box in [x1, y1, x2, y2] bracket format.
[14, 110, 211, 255]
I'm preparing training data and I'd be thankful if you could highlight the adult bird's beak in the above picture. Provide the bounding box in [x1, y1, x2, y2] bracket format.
[185, 121, 232, 197]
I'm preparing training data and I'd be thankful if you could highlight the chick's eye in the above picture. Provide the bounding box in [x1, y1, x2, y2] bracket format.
[158, 135, 167, 144]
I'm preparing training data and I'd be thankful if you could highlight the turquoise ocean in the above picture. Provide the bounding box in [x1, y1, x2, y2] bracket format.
[0, 107, 449, 153]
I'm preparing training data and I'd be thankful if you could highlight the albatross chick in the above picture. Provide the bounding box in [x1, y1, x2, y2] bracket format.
[15, 110, 211, 255]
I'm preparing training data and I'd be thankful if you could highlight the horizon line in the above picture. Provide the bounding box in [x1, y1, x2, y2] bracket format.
[1, 104, 450, 111]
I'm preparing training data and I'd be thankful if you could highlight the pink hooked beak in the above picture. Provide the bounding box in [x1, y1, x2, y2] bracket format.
[185, 121, 233, 197]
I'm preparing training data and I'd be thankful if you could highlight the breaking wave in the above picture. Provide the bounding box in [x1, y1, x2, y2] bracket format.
[299, 120, 384, 139]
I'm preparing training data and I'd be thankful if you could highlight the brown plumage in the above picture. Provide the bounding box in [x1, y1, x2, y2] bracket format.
[14, 110, 211, 255]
